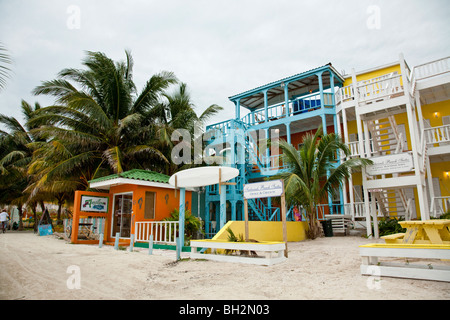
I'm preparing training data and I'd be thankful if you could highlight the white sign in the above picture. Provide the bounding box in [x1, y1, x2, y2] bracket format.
[243, 180, 284, 199]
[80, 195, 109, 213]
[366, 153, 414, 176]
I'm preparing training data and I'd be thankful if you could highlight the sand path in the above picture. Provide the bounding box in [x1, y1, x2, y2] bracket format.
[1, 231, 449, 300]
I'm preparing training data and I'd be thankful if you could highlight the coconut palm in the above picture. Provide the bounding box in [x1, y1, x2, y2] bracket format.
[0, 42, 12, 91]
[0, 101, 43, 229]
[271, 126, 373, 239]
[28, 50, 177, 191]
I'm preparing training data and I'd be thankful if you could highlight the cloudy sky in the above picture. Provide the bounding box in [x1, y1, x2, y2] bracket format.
[0, 0, 449, 128]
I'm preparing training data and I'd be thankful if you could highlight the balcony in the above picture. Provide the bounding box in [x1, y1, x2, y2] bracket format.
[424, 124, 450, 157]
[335, 72, 406, 114]
[240, 92, 334, 126]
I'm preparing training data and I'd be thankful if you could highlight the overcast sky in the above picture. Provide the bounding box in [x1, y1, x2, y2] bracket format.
[1, 0, 449, 128]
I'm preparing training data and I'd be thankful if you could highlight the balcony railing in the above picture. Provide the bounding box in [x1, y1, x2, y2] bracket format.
[357, 73, 404, 103]
[430, 196, 450, 218]
[241, 92, 334, 126]
[347, 139, 374, 158]
[335, 72, 404, 107]
[414, 56, 450, 81]
[424, 124, 450, 146]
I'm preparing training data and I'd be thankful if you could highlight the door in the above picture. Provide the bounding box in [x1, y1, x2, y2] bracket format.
[112, 193, 133, 238]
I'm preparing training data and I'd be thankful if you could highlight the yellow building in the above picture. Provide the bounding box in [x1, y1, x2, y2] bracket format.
[336, 54, 450, 237]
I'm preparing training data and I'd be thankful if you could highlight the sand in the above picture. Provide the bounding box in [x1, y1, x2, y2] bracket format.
[0, 230, 449, 300]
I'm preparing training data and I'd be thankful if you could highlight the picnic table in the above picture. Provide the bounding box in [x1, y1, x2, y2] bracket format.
[381, 219, 450, 245]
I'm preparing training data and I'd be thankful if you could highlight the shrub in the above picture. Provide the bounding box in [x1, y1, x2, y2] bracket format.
[377, 217, 406, 236]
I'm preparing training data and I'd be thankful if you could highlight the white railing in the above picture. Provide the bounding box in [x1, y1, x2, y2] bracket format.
[344, 202, 365, 218]
[335, 84, 355, 106]
[347, 139, 374, 157]
[357, 74, 403, 103]
[424, 124, 450, 146]
[414, 56, 450, 81]
[430, 196, 450, 218]
[135, 221, 180, 245]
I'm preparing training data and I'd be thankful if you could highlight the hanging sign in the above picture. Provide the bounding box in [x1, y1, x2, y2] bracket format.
[366, 153, 414, 176]
[80, 195, 109, 213]
[243, 180, 284, 199]
[38, 224, 53, 236]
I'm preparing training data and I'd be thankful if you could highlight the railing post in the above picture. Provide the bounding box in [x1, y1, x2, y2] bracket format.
[148, 234, 153, 255]
[114, 232, 120, 250]
[129, 234, 134, 252]
[98, 233, 103, 248]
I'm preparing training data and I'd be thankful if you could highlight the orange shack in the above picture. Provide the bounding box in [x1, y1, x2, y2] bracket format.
[70, 169, 192, 246]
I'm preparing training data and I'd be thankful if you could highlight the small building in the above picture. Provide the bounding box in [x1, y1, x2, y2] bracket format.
[70, 169, 192, 245]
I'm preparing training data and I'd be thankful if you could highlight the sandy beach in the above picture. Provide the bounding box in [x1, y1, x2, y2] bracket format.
[0, 230, 449, 300]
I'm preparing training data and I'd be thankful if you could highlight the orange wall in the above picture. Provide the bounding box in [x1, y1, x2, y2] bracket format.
[71, 190, 112, 244]
[107, 184, 192, 241]
[72, 185, 192, 244]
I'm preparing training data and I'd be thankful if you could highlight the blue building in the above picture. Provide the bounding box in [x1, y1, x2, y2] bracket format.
[203, 63, 346, 237]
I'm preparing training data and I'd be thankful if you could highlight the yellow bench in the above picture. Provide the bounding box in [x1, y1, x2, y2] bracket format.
[359, 243, 450, 282]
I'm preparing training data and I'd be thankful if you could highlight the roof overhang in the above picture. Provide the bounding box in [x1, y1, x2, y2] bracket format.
[89, 177, 177, 191]
[229, 63, 345, 110]
[89, 177, 197, 192]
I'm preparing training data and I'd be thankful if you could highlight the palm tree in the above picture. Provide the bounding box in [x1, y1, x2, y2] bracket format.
[0, 42, 12, 91]
[28, 50, 177, 191]
[0, 101, 43, 230]
[271, 126, 373, 239]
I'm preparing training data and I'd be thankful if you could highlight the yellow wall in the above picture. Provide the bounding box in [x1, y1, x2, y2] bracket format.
[343, 64, 402, 86]
[212, 220, 308, 242]
[430, 161, 450, 198]
[341, 62, 450, 218]
[421, 100, 450, 126]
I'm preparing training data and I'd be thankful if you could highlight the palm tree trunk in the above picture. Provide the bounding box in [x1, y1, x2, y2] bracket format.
[17, 203, 23, 231]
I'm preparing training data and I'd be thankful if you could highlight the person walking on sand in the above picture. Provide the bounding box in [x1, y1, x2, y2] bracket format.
[0, 209, 9, 233]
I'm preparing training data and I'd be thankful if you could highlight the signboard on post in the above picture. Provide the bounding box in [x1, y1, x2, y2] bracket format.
[80, 195, 109, 213]
[243, 179, 288, 258]
[366, 153, 414, 176]
[243, 180, 284, 199]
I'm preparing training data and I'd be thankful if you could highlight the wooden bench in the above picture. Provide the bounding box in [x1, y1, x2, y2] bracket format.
[190, 240, 287, 266]
[360, 243, 450, 282]
[381, 233, 406, 243]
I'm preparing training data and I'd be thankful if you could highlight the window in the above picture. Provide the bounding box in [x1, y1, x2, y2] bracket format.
[144, 192, 156, 219]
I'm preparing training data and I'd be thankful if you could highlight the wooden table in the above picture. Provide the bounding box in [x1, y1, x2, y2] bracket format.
[382, 219, 450, 245]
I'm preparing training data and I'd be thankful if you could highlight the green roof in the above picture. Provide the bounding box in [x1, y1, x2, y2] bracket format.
[89, 169, 170, 185]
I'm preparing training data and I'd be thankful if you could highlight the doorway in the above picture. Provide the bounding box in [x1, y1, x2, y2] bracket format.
[112, 193, 133, 238]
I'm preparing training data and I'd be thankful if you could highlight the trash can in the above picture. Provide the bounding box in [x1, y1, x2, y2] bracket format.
[321, 219, 333, 237]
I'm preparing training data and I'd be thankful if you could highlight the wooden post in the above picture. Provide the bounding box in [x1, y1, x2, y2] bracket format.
[114, 232, 120, 250]
[280, 190, 288, 258]
[244, 199, 249, 242]
[148, 234, 153, 255]
[129, 234, 134, 252]
[176, 236, 181, 261]
[98, 233, 104, 248]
